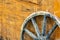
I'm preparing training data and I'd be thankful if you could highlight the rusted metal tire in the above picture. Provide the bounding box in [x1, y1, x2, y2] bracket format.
[20, 11, 60, 40]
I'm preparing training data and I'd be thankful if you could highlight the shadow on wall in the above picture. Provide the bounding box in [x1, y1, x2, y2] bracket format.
[0, 36, 3, 40]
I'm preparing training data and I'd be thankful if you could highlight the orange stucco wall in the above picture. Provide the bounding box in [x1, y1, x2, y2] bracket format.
[0, 0, 60, 40]
[54, 0, 60, 17]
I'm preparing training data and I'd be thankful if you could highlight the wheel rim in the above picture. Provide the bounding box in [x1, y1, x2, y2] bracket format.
[20, 11, 59, 40]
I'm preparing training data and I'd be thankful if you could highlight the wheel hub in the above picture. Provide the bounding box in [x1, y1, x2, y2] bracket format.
[40, 36, 46, 40]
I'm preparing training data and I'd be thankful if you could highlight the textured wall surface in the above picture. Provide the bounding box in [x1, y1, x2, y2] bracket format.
[0, 0, 60, 40]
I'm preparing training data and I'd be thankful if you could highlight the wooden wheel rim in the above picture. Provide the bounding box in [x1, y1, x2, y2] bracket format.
[20, 11, 59, 40]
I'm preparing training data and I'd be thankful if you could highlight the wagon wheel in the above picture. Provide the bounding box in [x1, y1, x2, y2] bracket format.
[20, 11, 59, 40]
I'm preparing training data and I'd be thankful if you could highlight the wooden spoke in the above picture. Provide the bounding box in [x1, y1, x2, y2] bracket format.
[31, 18, 41, 38]
[24, 29, 37, 39]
